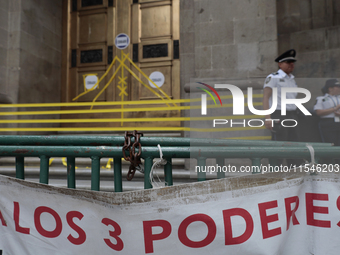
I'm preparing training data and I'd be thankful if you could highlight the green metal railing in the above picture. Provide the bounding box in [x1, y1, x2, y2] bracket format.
[0, 135, 338, 192]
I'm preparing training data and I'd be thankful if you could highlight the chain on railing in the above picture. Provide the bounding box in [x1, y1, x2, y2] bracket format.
[122, 130, 144, 181]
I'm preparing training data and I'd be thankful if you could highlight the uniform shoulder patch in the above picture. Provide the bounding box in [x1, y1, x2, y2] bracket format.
[265, 76, 271, 84]
[271, 72, 279, 75]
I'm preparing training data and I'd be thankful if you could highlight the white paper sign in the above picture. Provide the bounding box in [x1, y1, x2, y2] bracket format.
[115, 33, 130, 50]
[149, 71, 165, 88]
[85, 75, 98, 90]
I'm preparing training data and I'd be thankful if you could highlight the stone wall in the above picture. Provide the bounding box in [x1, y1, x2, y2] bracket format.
[17, 0, 62, 104]
[181, 0, 340, 84]
[0, 0, 9, 98]
[0, 0, 62, 134]
[276, 0, 340, 115]
[180, 0, 340, 143]
[180, 0, 278, 141]
[277, 0, 340, 79]
[180, 0, 278, 92]
[0, 0, 18, 134]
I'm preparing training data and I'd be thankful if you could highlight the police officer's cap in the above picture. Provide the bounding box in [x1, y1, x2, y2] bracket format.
[275, 49, 297, 63]
[321, 79, 340, 94]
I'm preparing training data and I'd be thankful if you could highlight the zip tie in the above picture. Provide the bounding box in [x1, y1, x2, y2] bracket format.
[150, 144, 167, 188]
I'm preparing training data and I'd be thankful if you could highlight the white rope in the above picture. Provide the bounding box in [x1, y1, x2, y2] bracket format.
[149, 144, 167, 188]
[305, 143, 316, 173]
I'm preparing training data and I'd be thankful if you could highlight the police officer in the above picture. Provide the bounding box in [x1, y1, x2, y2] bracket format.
[262, 49, 299, 142]
[314, 79, 340, 147]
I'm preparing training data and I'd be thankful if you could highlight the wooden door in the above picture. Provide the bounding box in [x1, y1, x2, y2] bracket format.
[127, 0, 180, 128]
[62, 0, 115, 103]
[62, 0, 180, 129]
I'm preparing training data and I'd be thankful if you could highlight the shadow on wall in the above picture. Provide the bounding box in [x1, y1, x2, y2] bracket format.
[0, 93, 12, 104]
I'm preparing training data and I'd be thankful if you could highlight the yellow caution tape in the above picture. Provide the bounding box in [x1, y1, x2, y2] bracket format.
[0, 115, 263, 124]
[0, 94, 263, 108]
[0, 126, 266, 132]
[0, 102, 263, 116]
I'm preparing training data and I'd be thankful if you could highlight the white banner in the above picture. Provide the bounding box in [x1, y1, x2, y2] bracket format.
[0, 172, 340, 254]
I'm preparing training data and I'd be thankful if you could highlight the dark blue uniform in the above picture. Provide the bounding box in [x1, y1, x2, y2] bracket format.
[314, 93, 340, 146]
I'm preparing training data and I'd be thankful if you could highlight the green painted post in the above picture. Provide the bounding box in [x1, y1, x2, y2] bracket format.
[197, 157, 206, 181]
[216, 158, 225, 179]
[91, 156, 100, 191]
[269, 158, 278, 168]
[114, 157, 122, 192]
[67, 157, 76, 189]
[15, 157, 25, 179]
[144, 157, 153, 189]
[164, 157, 173, 186]
[39, 155, 50, 184]
[251, 158, 261, 174]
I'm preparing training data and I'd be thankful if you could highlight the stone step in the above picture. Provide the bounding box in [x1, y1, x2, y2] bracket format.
[0, 157, 185, 168]
[0, 167, 192, 180]
[21, 178, 194, 192]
